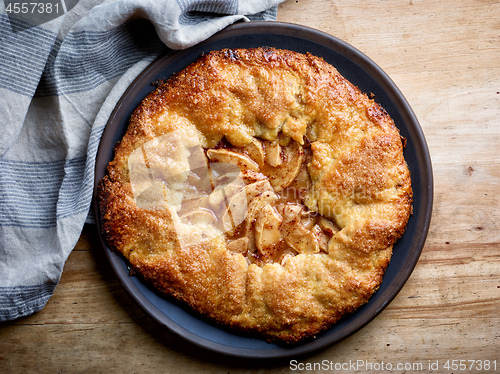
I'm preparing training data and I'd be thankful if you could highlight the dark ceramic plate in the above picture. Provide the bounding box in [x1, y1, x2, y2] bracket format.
[94, 21, 433, 359]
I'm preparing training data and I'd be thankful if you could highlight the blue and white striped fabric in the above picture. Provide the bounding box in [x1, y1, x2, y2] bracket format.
[0, 0, 284, 321]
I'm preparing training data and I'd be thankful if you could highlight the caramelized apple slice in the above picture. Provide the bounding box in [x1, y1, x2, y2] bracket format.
[218, 183, 248, 233]
[244, 188, 279, 236]
[241, 170, 267, 184]
[241, 139, 265, 166]
[312, 224, 329, 253]
[280, 204, 320, 254]
[254, 205, 283, 255]
[265, 141, 282, 167]
[242, 195, 280, 256]
[318, 216, 339, 235]
[264, 141, 304, 192]
[226, 236, 249, 254]
[219, 179, 275, 234]
[207, 148, 259, 172]
[180, 207, 218, 226]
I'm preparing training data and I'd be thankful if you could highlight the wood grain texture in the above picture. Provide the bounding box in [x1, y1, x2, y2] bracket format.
[1, 0, 499, 372]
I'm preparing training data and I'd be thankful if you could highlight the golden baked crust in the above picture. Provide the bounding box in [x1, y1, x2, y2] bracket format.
[98, 47, 412, 344]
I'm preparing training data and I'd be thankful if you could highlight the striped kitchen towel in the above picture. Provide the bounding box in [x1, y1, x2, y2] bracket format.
[0, 0, 284, 321]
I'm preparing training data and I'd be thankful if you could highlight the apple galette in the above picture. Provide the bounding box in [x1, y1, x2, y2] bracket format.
[97, 47, 412, 344]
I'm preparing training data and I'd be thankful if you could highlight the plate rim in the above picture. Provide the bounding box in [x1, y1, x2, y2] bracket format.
[93, 20, 433, 359]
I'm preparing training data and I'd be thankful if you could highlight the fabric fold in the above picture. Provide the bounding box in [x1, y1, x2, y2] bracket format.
[0, 0, 284, 322]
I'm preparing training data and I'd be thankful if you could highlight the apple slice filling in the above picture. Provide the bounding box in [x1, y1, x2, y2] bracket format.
[129, 132, 338, 266]
[211, 138, 338, 266]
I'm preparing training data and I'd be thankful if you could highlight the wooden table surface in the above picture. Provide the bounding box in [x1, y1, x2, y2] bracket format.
[1, 0, 499, 372]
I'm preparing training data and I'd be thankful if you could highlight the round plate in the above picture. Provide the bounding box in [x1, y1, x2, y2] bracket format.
[93, 21, 433, 359]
